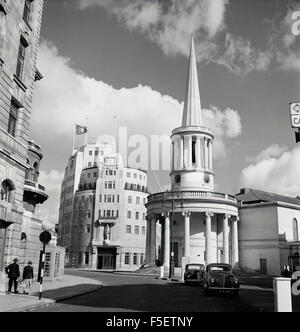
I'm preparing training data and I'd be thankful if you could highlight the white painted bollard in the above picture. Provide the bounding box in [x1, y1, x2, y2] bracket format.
[160, 266, 164, 279]
[273, 278, 292, 312]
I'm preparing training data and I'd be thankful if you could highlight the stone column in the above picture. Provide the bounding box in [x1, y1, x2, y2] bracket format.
[205, 212, 214, 265]
[187, 136, 193, 168]
[163, 213, 170, 268]
[183, 211, 191, 258]
[204, 138, 208, 169]
[180, 136, 184, 169]
[196, 136, 201, 168]
[223, 214, 230, 264]
[209, 140, 213, 170]
[150, 215, 157, 264]
[145, 216, 152, 264]
[232, 217, 239, 267]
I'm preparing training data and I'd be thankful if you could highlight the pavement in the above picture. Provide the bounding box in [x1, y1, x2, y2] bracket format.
[0, 274, 103, 312]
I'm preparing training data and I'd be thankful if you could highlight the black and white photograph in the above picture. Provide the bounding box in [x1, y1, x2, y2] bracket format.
[0, 0, 300, 318]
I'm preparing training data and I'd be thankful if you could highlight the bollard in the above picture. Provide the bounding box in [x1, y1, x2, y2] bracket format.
[273, 277, 292, 312]
[160, 266, 164, 279]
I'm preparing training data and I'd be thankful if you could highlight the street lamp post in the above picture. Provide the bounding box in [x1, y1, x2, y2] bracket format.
[169, 193, 175, 279]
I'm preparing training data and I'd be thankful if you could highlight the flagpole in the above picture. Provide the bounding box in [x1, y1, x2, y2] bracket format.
[84, 117, 88, 147]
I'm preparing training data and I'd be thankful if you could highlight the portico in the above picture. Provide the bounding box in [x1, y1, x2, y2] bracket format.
[145, 36, 239, 276]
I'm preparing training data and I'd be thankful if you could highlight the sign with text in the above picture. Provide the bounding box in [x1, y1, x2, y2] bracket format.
[290, 103, 300, 128]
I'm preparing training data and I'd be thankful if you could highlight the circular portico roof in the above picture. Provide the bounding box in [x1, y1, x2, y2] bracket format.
[146, 190, 239, 217]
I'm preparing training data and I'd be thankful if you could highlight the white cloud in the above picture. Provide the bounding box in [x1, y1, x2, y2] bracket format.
[246, 144, 288, 164]
[240, 145, 300, 197]
[38, 170, 64, 228]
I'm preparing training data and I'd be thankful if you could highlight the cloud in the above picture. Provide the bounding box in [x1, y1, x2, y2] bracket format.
[75, 0, 275, 75]
[240, 145, 300, 197]
[38, 170, 64, 228]
[246, 144, 288, 164]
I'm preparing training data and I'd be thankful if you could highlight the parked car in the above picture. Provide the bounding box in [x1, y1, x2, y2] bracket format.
[184, 264, 205, 286]
[203, 263, 240, 296]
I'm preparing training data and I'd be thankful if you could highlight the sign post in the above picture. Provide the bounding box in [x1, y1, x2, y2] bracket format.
[289, 103, 300, 143]
[39, 231, 51, 300]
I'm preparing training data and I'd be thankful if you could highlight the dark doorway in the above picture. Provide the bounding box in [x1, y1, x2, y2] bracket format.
[97, 247, 116, 270]
[260, 258, 268, 275]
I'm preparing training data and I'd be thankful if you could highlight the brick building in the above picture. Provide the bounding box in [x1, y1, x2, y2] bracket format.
[0, 0, 48, 293]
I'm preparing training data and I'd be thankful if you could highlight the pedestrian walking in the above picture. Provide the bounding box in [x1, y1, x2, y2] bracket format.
[22, 261, 34, 295]
[5, 258, 20, 294]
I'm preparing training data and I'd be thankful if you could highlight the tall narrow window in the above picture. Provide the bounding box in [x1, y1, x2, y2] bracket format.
[8, 101, 18, 137]
[23, 0, 32, 23]
[192, 137, 196, 165]
[16, 38, 27, 80]
[293, 218, 299, 241]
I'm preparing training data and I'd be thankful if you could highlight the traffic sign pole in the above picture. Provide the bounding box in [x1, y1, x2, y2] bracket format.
[39, 242, 46, 300]
[38, 230, 51, 300]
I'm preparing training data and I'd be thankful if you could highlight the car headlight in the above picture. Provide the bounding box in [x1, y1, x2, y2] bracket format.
[233, 277, 239, 284]
[210, 278, 215, 284]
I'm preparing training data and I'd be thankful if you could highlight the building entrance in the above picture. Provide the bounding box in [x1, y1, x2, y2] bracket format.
[97, 247, 116, 270]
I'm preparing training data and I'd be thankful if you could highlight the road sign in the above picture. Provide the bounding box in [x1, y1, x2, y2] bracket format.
[290, 103, 300, 128]
[291, 115, 300, 128]
[39, 231, 51, 244]
[290, 102, 300, 115]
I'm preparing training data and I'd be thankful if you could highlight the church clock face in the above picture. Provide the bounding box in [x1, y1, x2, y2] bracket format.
[204, 174, 210, 184]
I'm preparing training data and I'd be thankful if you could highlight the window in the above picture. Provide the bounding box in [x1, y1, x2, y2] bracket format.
[140, 254, 144, 265]
[135, 226, 139, 235]
[127, 211, 132, 219]
[104, 195, 107, 203]
[124, 253, 130, 265]
[116, 210, 119, 218]
[1, 180, 14, 203]
[135, 212, 139, 220]
[192, 136, 196, 165]
[142, 226, 146, 235]
[99, 210, 101, 218]
[23, 0, 32, 23]
[293, 218, 299, 241]
[88, 162, 92, 167]
[133, 253, 138, 265]
[117, 195, 119, 203]
[32, 162, 39, 182]
[143, 213, 146, 221]
[16, 38, 27, 80]
[89, 151, 93, 156]
[126, 225, 131, 234]
[134, 174, 137, 179]
[136, 197, 140, 205]
[87, 211, 91, 219]
[127, 172, 131, 178]
[86, 224, 91, 233]
[8, 101, 18, 137]
[128, 196, 132, 204]
[99, 195, 102, 202]
[95, 150, 99, 156]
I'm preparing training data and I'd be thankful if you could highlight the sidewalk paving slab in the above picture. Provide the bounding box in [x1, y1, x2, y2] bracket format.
[0, 274, 102, 312]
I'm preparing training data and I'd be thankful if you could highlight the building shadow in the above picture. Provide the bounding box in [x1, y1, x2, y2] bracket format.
[46, 282, 278, 312]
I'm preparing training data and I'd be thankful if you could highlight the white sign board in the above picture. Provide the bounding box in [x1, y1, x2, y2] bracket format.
[290, 103, 300, 128]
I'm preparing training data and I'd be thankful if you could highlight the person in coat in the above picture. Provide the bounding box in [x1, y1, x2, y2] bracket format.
[22, 261, 34, 295]
[5, 258, 20, 294]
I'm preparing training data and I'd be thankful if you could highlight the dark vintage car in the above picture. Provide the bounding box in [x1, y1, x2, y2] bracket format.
[184, 264, 205, 285]
[203, 263, 240, 295]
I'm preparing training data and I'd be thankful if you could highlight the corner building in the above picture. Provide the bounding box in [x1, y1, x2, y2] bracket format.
[58, 141, 148, 271]
[0, 0, 47, 293]
[145, 37, 239, 276]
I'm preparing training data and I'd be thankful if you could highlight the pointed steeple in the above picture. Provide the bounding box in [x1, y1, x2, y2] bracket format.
[181, 35, 203, 127]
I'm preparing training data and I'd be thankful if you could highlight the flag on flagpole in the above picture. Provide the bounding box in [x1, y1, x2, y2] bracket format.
[76, 124, 88, 135]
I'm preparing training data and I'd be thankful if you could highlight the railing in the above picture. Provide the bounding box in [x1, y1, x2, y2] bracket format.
[24, 180, 46, 192]
[147, 191, 237, 204]
[0, 127, 28, 159]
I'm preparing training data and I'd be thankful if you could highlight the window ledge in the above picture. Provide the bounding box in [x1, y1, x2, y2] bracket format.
[13, 74, 27, 92]
[23, 18, 33, 32]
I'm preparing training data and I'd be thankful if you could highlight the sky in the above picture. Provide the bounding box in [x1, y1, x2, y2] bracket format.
[31, 0, 300, 228]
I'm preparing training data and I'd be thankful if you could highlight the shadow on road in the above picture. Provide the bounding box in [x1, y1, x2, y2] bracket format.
[53, 282, 277, 312]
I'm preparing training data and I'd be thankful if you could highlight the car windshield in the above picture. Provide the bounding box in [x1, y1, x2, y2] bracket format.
[187, 265, 202, 270]
[210, 266, 231, 272]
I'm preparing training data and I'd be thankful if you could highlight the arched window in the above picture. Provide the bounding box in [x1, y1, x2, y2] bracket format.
[33, 162, 39, 182]
[293, 218, 299, 242]
[1, 180, 15, 203]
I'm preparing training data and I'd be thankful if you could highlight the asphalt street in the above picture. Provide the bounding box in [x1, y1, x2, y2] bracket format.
[25, 270, 300, 312]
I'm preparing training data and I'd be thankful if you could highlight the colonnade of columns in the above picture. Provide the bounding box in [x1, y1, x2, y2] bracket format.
[146, 212, 239, 268]
[172, 135, 213, 171]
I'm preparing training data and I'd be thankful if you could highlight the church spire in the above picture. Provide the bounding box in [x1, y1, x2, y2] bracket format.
[181, 35, 203, 127]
